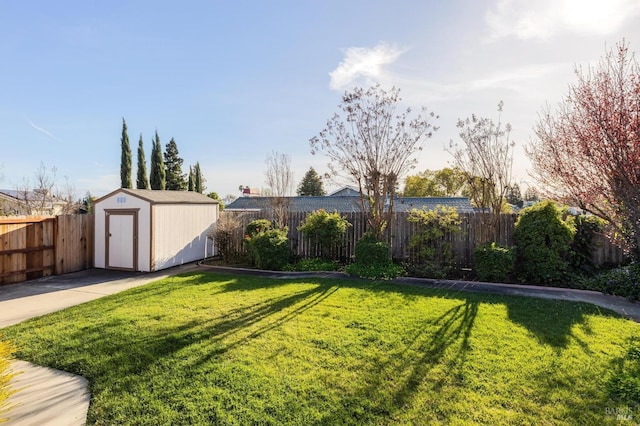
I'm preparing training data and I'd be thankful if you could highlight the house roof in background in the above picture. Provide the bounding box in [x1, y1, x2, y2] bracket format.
[393, 197, 474, 213]
[226, 196, 475, 214]
[327, 186, 360, 197]
[0, 189, 60, 203]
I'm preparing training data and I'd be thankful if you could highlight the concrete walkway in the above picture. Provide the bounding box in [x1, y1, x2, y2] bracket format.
[1, 264, 639, 425]
[0, 263, 200, 426]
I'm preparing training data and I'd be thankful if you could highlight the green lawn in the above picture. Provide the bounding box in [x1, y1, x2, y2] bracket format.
[3, 272, 640, 425]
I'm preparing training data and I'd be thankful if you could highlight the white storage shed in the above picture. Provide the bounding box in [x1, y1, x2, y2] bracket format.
[94, 188, 218, 272]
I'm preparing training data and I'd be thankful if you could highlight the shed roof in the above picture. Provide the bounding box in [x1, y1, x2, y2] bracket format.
[96, 188, 218, 205]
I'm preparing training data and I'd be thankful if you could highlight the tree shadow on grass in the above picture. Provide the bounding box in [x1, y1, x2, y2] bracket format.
[319, 299, 479, 424]
[7, 271, 628, 424]
[45, 279, 341, 396]
[356, 279, 618, 350]
[502, 296, 614, 350]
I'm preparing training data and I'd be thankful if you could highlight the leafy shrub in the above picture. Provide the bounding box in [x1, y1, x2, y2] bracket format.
[568, 215, 606, 276]
[0, 337, 16, 423]
[345, 233, 403, 279]
[247, 228, 290, 271]
[345, 262, 404, 280]
[514, 201, 576, 285]
[243, 219, 290, 270]
[582, 263, 640, 301]
[403, 262, 451, 280]
[245, 219, 273, 237]
[406, 205, 461, 278]
[298, 209, 351, 260]
[474, 242, 514, 282]
[283, 258, 341, 272]
[354, 233, 392, 265]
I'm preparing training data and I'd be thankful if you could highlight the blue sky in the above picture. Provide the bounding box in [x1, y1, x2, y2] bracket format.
[1, 1, 640, 199]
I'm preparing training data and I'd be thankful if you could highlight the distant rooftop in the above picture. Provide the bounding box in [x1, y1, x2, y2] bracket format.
[226, 195, 474, 214]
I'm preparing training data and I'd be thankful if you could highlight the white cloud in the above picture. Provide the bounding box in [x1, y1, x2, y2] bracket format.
[485, 0, 640, 41]
[329, 42, 405, 90]
[392, 62, 567, 104]
[28, 120, 61, 141]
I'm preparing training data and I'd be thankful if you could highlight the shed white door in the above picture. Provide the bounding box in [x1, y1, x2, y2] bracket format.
[106, 212, 137, 270]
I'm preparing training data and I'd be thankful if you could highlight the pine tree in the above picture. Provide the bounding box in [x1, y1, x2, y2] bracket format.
[297, 167, 325, 196]
[149, 130, 166, 190]
[187, 166, 194, 191]
[136, 134, 149, 189]
[505, 183, 523, 208]
[120, 118, 132, 188]
[163, 138, 187, 190]
[194, 162, 203, 193]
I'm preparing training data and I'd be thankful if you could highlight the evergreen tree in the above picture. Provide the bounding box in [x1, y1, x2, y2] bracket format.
[136, 134, 149, 189]
[297, 167, 325, 196]
[163, 138, 187, 190]
[149, 130, 166, 190]
[120, 118, 132, 188]
[505, 183, 523, 208]
[524, 186, 540, 202]
[194, 162, 204, 193]
[206, 191, 224, 209]
[187, 166, 194, 191]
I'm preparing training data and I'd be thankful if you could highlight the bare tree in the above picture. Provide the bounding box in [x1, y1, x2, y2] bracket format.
[208, 211, 244, 263]
[527, 41, 640, 258]
[264, 151, 294, 229]
[14, 163, 77, 216]
[447, 101, 514, 241]
[310, 84, 438, 239]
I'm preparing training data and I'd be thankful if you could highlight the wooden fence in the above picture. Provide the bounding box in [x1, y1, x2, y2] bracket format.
[0, 215, 94, 285]
[220, 211, 626, 268]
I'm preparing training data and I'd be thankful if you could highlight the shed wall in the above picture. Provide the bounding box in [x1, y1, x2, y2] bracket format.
[94, 194, 152, 271]
[151, 203, 217, 271]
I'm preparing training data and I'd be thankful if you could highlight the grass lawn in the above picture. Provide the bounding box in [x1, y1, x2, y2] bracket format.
[3, 272, 640, 425]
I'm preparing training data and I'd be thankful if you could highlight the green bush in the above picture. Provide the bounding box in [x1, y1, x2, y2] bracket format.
[345, 262, 404, 280]
[568, 215, 606, 276]
[243, 219, 290, 270]
[406, 205, 461, 278]
[514, 201, 576, 285]
[474, 242, 514, 282]
[345, 233, 403, 279]
[247, 228, 290, 271]
[297, 209, 351, 260]
[0, 337, 16, 423]
[354, 233, 393, 266]
[245, 219, 273, 237]
[582, 263, 640, 301]
[283, 258, 341, 272]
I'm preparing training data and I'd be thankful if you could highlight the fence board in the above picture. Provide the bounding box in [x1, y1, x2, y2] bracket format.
[0, 215, 94, 285]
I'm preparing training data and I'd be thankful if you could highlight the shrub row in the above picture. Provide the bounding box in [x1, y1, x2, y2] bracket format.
[235, 203, 636, 300]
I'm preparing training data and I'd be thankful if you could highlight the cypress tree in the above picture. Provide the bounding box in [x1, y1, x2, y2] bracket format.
[164, 138, 187, 190]
[136, 134, 149, 189]
[194, 162, 203, 193]
[149, 130, 166, 190]
[188, 166, 194, 191]
[120, 118, 132, 188]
